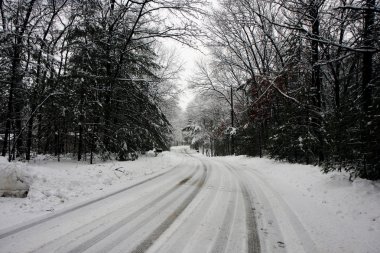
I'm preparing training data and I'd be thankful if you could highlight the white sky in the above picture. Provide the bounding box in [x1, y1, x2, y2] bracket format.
[177, 46, 203, 111]
[159, 0, 218, 112]
[164, 40, 205, 111]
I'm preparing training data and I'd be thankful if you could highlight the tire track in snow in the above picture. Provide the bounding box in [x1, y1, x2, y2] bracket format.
[241, 183, 262, 253]
[129, 161, 208, 253]
[145, 162, 219, 253]
[236, 172, 286, 253]
[210, 165, 239, 253]
[64, 167, 202, 253]
[224, 163, 261, 253]
[0, 158, 187, 240]
[225, 160, 319, 253]
[95, 168, 206, 253]
[242, 168, 319, 253]
[26, 164, 200, 253]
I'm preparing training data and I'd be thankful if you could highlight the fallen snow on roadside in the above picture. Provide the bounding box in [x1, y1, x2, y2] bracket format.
[0, 151, 182, 231]
[218, 155, 380, 253]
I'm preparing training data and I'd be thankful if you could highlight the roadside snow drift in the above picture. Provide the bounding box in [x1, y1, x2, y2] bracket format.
[0, 151, 182, 230]
[0, 157, 30, 198]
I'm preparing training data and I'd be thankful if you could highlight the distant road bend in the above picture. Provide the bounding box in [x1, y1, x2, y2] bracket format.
[0, 148, 262, 253]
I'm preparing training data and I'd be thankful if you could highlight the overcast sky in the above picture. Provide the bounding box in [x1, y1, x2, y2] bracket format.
[162, 0, 217, 111]
[177, 44, 204, 111]
[161, 39, 205, 111]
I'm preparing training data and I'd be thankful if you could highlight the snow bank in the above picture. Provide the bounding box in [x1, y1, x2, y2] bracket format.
[0, 151, 182, 230]
[0, 157, 30, 198]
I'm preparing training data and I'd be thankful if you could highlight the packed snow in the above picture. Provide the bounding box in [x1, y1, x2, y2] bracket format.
[216, 155, 380, 253]
[0, 147, 379, 253]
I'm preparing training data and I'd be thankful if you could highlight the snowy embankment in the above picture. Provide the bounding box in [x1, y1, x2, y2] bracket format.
[217, 155, 380, 253]
[0, 151, 183, 231]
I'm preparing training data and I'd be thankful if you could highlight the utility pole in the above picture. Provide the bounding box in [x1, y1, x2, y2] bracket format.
[230, 85, 235, 155]
[202, 118, 206, 155]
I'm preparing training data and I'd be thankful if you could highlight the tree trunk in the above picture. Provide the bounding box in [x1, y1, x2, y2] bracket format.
[230, 86, 235, 155]
[78, 123, 83, 161]
[37, 114, 42, 154]
[2, 86, 13, 157]
[362, 0, 375, 113]
[25, 113, 34, 161]
[2, 0, 36, 160]
[310, 0, 324, 163]
[360, 0, 376, 178]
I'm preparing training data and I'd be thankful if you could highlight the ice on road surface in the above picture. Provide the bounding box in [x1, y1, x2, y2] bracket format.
[0, 146, 379, 253]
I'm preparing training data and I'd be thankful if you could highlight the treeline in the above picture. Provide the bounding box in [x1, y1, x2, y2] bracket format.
[189, 0, 380, 180]
[0, 0, 203, 163]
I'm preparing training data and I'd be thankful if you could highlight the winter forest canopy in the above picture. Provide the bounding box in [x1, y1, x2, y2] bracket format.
[0, 0, 203, 163]
[1, 0, 380, 180]
[183, 0, 380, 180]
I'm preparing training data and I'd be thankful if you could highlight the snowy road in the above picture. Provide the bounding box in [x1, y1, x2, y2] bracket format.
[1, 148, 378, 253]
[0, 150, 265, 253]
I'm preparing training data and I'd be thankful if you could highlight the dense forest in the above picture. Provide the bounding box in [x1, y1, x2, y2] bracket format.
[1, 0, 379, 180]
[0, 0, 202, 163]
[184, 0, 380, 180]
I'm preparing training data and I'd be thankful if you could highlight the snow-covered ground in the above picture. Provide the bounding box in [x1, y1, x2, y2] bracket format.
[0, 151, 183, 230]
[216, 155, 380, 253]
[0, 147, 379, 253]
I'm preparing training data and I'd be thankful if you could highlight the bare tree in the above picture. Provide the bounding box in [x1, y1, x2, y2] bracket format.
[2, 0, 37, 160]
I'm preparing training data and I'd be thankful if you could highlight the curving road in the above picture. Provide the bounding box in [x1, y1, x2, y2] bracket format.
[0, 148, 316, 253]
